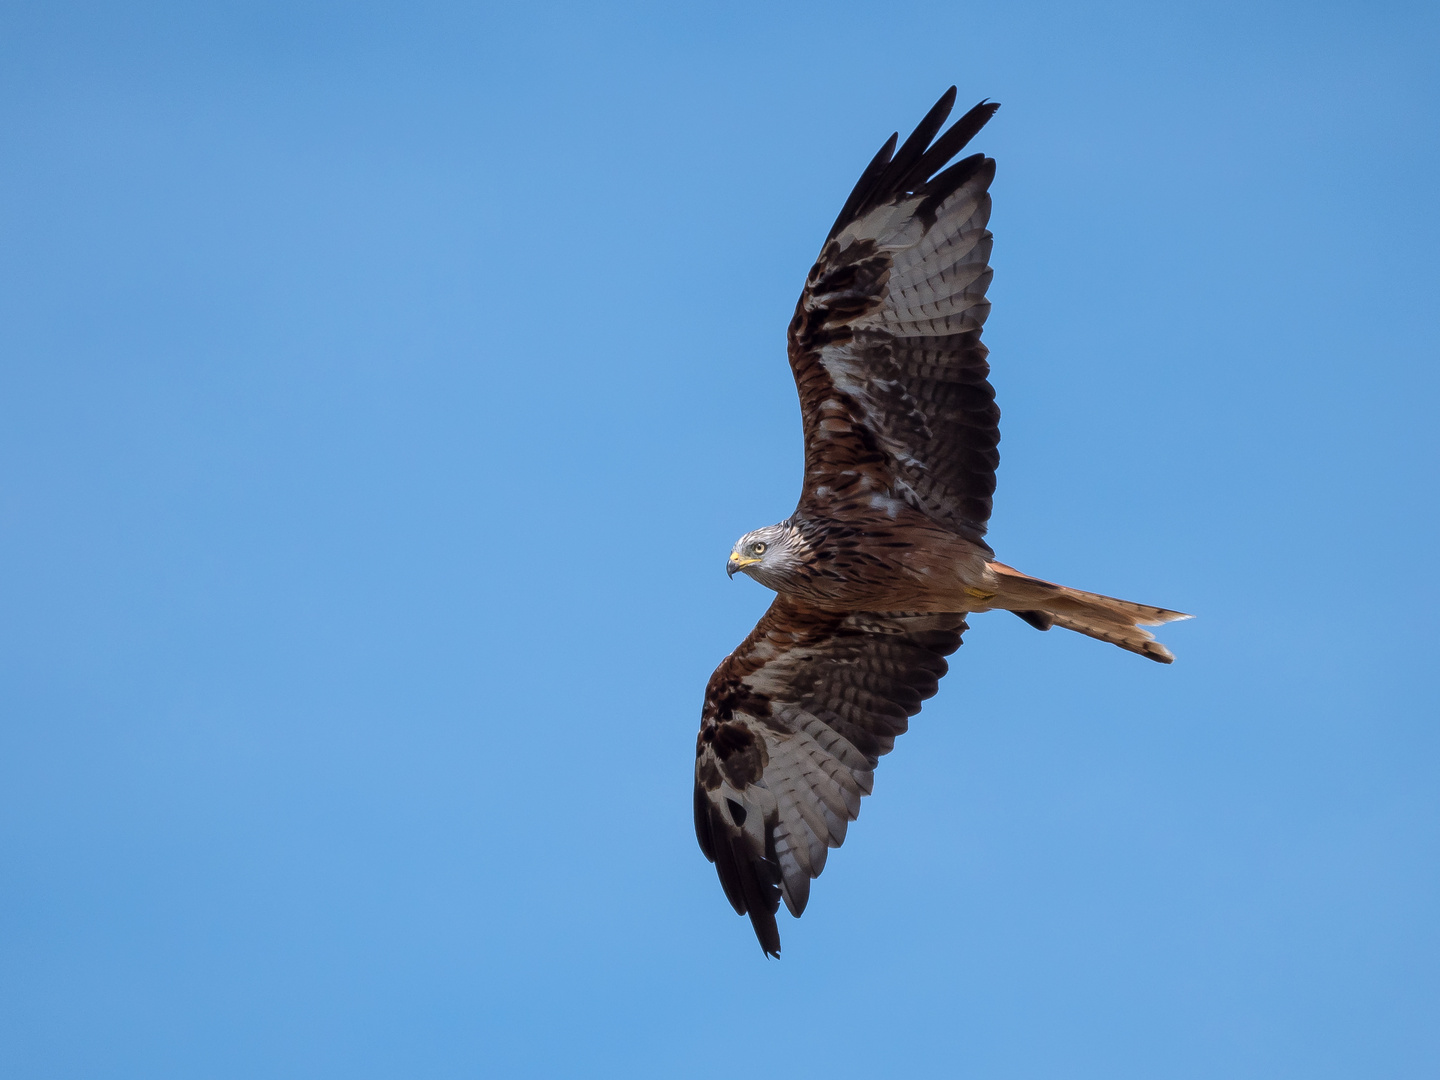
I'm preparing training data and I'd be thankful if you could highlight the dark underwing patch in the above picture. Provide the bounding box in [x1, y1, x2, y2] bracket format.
[712, 721, 766, 787]
[703, 675, 773, 724]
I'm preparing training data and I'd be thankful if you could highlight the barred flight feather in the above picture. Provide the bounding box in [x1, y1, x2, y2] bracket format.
[696, 593, 966, 956]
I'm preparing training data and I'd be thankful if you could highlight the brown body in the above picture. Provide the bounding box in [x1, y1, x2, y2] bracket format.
[696, 90, 1189, 957]
[743, 509, 991, 612]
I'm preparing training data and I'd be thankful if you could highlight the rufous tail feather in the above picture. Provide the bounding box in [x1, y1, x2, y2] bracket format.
[986, 561, 1190, 663]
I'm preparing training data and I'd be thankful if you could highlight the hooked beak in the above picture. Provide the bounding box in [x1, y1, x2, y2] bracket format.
[726, 552, 758, 579]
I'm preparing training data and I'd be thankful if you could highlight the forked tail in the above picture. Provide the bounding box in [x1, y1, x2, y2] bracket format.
[986, 561, 1191, 663]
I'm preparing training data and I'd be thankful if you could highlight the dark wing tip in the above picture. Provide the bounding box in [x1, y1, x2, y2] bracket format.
[695, 780, 784, 955]
[911, 99, 1001, 194]
[825, 131, 899, 243]
[826, 90, 1000, 243]
[751, 910, 782, 958]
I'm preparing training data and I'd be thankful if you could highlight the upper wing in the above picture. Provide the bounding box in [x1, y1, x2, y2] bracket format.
[694, 595, 966, 955]
[789, 89, 1002, 547]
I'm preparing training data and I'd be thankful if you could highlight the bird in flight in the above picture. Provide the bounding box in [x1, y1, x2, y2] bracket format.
[694, 88, 1189, 956]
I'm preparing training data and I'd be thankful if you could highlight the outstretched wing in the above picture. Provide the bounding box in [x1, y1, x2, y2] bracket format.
[694, 595, 966, 955]
[789, 89, 1002, 547]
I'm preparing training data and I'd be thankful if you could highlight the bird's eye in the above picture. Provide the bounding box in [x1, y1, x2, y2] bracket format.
[751, 542, 766, 556]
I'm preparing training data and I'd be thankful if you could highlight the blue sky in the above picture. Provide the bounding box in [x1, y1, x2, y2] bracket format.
[2, 2, 1437, 1077]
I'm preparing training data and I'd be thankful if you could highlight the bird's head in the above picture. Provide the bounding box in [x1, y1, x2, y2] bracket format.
[726, 523, 803, 588]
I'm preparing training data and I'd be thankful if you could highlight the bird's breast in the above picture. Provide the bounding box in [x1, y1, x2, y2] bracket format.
[783, 513, 991, 611]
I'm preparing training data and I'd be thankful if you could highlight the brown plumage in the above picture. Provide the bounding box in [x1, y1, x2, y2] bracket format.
[697, 89, 1189, 956]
